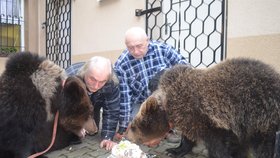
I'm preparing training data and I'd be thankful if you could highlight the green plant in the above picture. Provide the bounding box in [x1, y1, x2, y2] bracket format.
[0, 47, 17, 53]
[0, 47, 17, 57]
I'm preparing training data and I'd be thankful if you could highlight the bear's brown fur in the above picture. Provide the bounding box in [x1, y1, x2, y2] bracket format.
[0, 52, 98, 158]
[126, 58, 280, 158]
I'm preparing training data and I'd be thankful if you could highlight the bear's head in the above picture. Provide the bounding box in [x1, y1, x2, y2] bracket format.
[59, 76, 98, 137]
[126, 90, 170, 146]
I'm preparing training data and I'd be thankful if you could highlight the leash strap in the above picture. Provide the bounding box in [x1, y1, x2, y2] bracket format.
[28, 111, 59, 158]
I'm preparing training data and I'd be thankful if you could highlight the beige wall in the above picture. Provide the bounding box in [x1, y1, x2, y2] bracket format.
[0, 58, 6, 73]
[24, 0, 40, 54]
[228, 0, 280, 37]
[70, 0, 280, 70]
[227, 0, 280, 71]
[1, 0, 280, 73]
[71, 0, 145, 63]
[72, 49, 123, 64]
[228, 34, 280, 72]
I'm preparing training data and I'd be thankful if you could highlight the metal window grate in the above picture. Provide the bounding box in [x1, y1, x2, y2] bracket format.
[145, 0, 227, 68]
[46, 0, 71, 68]
[0, 0, 24, 54]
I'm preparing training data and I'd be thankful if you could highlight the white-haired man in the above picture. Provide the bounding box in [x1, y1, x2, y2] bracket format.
[66, 56, 120, 150]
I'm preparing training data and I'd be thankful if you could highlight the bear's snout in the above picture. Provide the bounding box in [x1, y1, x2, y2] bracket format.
[84, 117, 98, 136]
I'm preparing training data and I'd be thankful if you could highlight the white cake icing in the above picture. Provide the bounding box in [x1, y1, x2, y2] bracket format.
[108, 140, 147, 158]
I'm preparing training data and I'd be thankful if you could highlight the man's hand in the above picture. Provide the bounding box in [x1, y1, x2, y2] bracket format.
[114, 132, 124, 141]
[100, 139, 117, 151]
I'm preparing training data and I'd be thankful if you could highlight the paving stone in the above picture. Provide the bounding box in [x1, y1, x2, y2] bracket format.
[45, 133, 207, 158]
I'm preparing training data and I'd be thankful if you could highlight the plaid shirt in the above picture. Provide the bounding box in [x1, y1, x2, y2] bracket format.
[66, 62, 120, 140]
[114, 40, 189, 133]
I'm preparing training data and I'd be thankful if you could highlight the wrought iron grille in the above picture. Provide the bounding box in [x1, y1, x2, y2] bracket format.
[46, 0, 71, 68]
[145, 0, 227, 68]
[0, 0, 24, 54]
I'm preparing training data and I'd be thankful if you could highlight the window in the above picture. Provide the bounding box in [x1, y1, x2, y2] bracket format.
[0, 0, 24, 55]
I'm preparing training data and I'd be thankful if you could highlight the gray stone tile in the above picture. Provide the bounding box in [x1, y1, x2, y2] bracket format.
[45, 134, 207, 158]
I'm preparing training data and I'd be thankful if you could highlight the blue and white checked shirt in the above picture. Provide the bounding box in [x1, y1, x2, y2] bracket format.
[114, 40, 189, 133]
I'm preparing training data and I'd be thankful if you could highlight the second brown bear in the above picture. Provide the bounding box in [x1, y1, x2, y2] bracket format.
[127, 58, 280, 158]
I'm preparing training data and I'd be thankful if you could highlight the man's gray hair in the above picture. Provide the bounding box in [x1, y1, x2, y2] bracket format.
[77, 56, 119, 84]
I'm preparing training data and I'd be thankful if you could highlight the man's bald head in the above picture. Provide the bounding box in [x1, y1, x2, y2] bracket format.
[124, 27, 149, 59]
[125, 27, 148, 44]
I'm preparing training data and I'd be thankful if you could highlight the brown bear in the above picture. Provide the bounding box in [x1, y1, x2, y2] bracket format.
[0, 52, 98, 158]
[126, 58, 280, 158]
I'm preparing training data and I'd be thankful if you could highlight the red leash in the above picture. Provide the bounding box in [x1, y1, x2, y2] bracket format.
[28, 111, 59, 158]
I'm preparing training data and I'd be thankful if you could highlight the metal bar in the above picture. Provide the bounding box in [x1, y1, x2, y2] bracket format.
[135, 7, 161, 17]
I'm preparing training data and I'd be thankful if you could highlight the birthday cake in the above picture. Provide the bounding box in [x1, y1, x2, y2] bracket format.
[108, 140, 147, 158]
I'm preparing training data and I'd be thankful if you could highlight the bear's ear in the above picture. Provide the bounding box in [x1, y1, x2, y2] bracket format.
[142, 96, 160, 115]
[63, 76, 85, 100]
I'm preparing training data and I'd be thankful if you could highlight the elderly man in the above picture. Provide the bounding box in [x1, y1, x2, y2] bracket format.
[114, 27, 195, 157]
[66, 56, 120, 150]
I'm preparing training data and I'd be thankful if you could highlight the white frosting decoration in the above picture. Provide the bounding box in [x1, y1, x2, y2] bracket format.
[108, 140, 147, 158]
